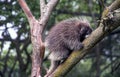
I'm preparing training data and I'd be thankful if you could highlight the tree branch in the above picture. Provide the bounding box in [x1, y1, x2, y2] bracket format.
[39, 0, 59, 33]
[18, 0, 59, 77]
[18, 0, 34, 22]
[51, 0, 120, 77]
[40, 0, 45, 17]
[109, 0, 120, 11]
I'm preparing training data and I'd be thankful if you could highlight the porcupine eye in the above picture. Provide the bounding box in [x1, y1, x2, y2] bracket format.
[85, 28, 92, 38]
[80, 27, 92, 42]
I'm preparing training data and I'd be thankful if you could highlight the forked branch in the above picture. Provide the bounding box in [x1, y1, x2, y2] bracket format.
[18, 0, 59, 77]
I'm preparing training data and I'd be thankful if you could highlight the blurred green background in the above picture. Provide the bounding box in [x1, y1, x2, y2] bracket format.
[0, 0, 120, 77]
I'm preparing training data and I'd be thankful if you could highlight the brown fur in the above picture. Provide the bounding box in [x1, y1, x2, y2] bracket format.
[45, 18, 92, 77]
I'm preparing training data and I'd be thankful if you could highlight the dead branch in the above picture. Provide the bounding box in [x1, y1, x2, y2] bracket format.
[39, 0, 59, 33]
[18, 0, 59, 77]
[18, 0, 34, 23]
[40, 0, 45, 18]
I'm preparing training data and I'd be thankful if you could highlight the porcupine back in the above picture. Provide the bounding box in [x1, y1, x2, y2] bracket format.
[45, 17, 92, 60]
